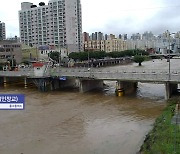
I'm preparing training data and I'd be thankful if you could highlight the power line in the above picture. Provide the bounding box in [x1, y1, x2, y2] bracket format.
[1, 4, 180, 22]
[117, 5, 180, 12]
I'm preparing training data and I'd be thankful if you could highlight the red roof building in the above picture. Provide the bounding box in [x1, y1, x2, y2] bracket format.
[32, 62, 44, 67]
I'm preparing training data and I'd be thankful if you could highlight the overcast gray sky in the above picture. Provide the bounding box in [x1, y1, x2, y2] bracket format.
[0, 0, 180, 37]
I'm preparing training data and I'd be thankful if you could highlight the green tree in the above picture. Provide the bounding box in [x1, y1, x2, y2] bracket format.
[49, 51, 60, 62]
[68, 49, 149, 61]
[133, 55, 145, 66]
[134, 49, 149, 56]
[22, 60, 30, 65]
[0, 63, 3, 70]
[106, 49, 148, 58]
[68, 51, 106, 61]
[68, 52, 80, 61]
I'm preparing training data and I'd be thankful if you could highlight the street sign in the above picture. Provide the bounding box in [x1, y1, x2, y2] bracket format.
[0, 94, 25, 110]
[59, 76, 66, 81]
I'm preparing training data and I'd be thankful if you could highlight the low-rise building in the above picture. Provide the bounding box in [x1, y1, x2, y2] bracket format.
[0, 40, 22, 64]
[38, 45, 68, 61]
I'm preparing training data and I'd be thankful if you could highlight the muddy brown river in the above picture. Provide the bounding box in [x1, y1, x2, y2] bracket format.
[1, 59, 179, 154]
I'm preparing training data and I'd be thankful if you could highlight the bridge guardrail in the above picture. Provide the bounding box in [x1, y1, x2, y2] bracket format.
[47, 68, 180, 82]
[0, 68, 180, 82]
[0, 70, 34, 77]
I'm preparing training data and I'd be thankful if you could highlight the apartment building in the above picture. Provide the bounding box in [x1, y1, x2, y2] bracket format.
[104, 34, 116, 40]
[83, 32, 89, 42]
[84, 40, 104, 51]
[131, 33, 141, 40]
[89, 32, 104, 41]
[142, 31, 154, 40]
[0, 21, 6, 41]
[19, 0, 83, 53]
[97, 32, 104, 40]
[105, 39, 127, 52]
[84, 39, 127, 52]
[84, 32, 129, 52]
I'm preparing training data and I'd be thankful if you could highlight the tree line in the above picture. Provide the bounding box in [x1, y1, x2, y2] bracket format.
[68, 49, 149, 61]
[48, 49, 149, 66]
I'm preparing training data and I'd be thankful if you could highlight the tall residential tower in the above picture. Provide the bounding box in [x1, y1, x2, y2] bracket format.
[19, 0, 83, 53]
[0, 21, 6, 41]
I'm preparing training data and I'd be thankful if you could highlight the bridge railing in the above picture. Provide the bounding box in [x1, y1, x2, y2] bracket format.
[53, 68, 180, 75]
[0, 68, 180, 82]
[0, 69, 34, 77]
[47, 68, 180, 82]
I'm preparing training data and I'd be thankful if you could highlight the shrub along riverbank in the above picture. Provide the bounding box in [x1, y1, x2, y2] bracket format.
[140, 98, 180, 154]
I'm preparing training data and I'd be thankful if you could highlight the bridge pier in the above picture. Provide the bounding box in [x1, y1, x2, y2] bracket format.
[115, 81, 124, 96]
[39, 79, 48, 92]
[24, 77, 27, 88]
[3, 77, 7, 87]
[0, 77, 3, 85]
[50, 78, 60, 90]
[33, 78, 49, 92]
[165, 82, 178, 100]
[59, 79, 77, 89]
[79, 79, 103, 93]
[115, 81, 137, 96]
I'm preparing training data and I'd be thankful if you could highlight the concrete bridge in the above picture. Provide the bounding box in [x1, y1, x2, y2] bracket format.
[150, 53, 180, 59]
[0, 67, 180, 100]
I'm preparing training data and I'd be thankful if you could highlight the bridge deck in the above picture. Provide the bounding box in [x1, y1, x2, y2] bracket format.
[0, 68, 180, 83]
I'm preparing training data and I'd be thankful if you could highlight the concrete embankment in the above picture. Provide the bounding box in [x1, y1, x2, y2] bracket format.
[139, 98, 180, 154]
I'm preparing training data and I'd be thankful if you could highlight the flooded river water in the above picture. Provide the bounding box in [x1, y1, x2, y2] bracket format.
[0, 59, 179, 154]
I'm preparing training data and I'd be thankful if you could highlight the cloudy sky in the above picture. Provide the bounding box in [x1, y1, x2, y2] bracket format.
[0, 0, 180, 38]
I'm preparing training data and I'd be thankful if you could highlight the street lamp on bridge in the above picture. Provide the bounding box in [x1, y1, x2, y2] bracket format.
[166, 31, 176, 80]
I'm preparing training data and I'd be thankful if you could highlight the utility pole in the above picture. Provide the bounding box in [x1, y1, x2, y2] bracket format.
[167, 31, 171, 81]
[10, 47, 13, 70]
[59, 48, 61, 66]
[58, 43, 61, 72]
[176, 32, 180, 56]
[88, 50, 90, 68]
[36, 45, 38, 61]
[167, 31, 176, 80]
